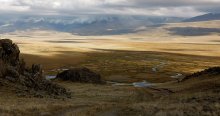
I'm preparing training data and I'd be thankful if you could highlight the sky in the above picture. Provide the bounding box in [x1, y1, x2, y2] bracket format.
[0, 0, 220, 17]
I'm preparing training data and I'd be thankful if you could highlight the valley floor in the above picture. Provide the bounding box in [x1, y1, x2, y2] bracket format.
[1, 21, 220, 115]
[1, 45, 219, 116]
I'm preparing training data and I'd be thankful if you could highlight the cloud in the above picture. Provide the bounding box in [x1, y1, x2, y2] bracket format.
[0, 0, 29, 12]
[0, 0, 219, 17]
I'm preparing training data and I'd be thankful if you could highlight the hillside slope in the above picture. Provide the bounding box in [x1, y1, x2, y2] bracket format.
[184, 13, 220, 22]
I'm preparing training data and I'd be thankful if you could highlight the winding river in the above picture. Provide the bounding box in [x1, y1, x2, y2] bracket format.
[45, 61, 184, 88]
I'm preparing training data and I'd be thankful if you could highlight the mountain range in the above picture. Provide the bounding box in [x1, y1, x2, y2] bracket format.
[0, 15, 183, 35]
[0, 13, 220, 36]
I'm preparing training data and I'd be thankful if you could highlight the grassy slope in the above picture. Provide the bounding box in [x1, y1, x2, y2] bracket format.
[0, 74, 219, 115]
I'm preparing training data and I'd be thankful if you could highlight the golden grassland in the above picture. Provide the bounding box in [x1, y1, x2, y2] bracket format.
[0, 20, 220, 115]
[19, 44, 220, 83]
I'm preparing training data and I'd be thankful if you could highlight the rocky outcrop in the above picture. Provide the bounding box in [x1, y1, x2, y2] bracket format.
[0, 39, 70, 98]
[0, 39, 20, 66]
[56, 67, 104, 84]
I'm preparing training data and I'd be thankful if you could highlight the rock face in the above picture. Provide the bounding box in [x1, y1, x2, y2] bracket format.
[56, 67, 104, 84]
[0, 39, 70, 98]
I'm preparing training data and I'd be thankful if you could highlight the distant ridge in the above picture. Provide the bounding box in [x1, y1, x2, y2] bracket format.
[183, 13, 220, 22]
[0, 15, 183, 35]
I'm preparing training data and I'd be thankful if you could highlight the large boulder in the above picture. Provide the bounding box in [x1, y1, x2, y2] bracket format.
[56, 67, 104, 84]
[0, 39, 71, 98]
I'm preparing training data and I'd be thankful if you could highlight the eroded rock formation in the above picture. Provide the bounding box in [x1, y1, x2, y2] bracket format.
[0, 39, 70, 98]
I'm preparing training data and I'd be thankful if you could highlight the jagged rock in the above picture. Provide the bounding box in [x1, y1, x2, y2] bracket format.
[31, 64, 42, 74]
[0, 39, 71, 98]
[0, 60, 6, 77]
[56, 67, 104, 84]
[6, 66, 20, 78]
[0, 39, 20, 66]
[5, 76, 17, 82]
[31, 64, 43, 80]
[18, 58, 26, 74]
